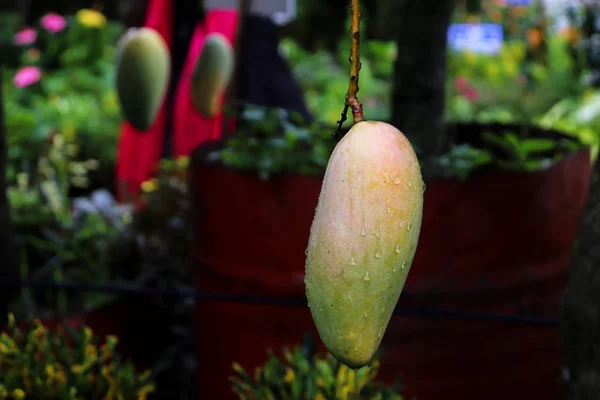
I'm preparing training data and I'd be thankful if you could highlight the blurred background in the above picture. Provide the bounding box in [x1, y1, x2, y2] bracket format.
[0, 0, 599, 399]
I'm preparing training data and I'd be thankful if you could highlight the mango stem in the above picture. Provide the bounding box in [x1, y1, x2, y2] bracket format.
[333, 0, 364, 140]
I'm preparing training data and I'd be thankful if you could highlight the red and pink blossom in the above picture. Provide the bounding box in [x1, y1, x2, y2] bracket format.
[13, 66, 41, 88]
[13, 28, 37, 46]
[454, 76, 469, 92]
[40, 13, 67, 33]
[464, 87, 479, 102]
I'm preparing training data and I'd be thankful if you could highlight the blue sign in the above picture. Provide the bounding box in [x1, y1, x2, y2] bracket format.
[505, 0, 531, 5]
[448, 23, 504, 54]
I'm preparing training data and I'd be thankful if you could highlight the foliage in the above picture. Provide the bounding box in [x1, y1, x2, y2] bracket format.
[230, 334, 403, 400]
[437, 128, 583, 179]
[204, 101, 587, 181]
[279, 38, 393, 129]
[7, 131, 130, 318]
[445, 36, 582, 125]
[2, 9, 124, 187]
[206, 106, 336, 179]
[239, 4, 597, 180]
[105, 156, 192, 287]
[0, 314, 155, 400]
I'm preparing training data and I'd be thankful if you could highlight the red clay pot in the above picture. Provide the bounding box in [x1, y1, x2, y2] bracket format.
[189, 124, 592, 400]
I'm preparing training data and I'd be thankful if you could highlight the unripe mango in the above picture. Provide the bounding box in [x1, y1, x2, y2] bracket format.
[305, 121, 424, 369]
[115, 27, 170, 132]
[190, 33, 234, 117]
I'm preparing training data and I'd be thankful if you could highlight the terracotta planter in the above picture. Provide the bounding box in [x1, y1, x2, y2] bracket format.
[189, 123, 592, 400]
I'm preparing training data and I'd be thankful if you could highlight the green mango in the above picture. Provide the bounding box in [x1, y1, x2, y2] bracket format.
[115, 27, 170, 132]
[190, 33, 235, 118]
[305, 121, 424, 369]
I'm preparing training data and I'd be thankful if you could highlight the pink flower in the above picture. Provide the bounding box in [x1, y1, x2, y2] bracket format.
[40, 13, 67, 33]
[13, 66, 41, 88]
[454, 76, 469, 93]
[464, 87, 479, 102]
[13, 28, 37, 46]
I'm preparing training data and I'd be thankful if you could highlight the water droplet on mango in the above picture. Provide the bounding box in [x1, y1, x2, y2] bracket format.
[305, 121, 424, 369]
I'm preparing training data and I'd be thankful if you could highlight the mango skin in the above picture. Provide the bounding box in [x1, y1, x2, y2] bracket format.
[305, 121, 424, 369]
[190, 33, 235, 118]
[115, 27, 170, 132]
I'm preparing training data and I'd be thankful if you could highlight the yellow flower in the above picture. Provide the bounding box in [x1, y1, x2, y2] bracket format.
[137, 384, 155, 400]
[505, 60, 517, 76]
[284, 368, 295, 383]
[314, 393, 326, 400]
[85, 344, 97, 362]
[76, 9, 106, 28]
[176, 156, 190, 169]
[141, 179, 158, 193]
[11, 389, 25, 400]
[485, 63, 500, 80]
[45, 364, 55, 379]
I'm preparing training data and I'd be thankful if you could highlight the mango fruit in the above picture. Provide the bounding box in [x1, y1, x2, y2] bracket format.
[115, 27, 170, 132]
[190, 33, 235, 118]
[305, 121, 424, 369]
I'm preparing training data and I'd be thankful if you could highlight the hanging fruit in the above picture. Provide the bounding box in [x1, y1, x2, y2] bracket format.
[114, 27, 170, 132]
[190, 33, 235, 118]
[304, 0, 424, 369]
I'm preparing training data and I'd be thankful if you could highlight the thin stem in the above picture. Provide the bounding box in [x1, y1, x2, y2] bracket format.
[333, 0, 364, 140]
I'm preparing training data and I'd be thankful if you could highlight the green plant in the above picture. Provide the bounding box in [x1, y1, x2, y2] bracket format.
[0, 313, 155, 399]
[230, 334, 403, 400]
[105, 155, 192, 286]
[205, 105, 336, 179]
[7, 133, 129, 318]
[2, 9, 123, 186]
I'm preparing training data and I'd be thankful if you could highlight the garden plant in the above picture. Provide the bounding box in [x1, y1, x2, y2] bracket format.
[0, 0, 600, 399]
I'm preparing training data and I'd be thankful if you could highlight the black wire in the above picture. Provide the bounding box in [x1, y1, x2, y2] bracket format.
[0, 278, 560, 327]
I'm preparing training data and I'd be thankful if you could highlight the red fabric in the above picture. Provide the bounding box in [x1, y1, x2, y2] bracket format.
[115, 5, 239, 201]
[115, 0, 174, 202]
[172, 10, 239, 158]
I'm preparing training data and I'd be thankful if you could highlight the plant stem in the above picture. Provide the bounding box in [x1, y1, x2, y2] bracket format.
[333, 0, 364, 140]
[347, 0, 363, 122]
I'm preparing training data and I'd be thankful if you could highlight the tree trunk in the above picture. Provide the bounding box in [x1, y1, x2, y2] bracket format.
[560, 158, 600, 400]
[0, 66, 20, 313]
[390, 0, 455, 178]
